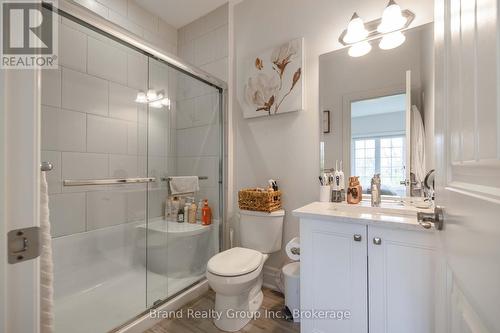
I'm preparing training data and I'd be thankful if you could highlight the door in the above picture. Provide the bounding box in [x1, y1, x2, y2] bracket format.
[435, 0, 500, 332]
[405, 70, 412, 196]
[368, 226, 438, 333]
[300, 218, 367, 333]
[1, 67, 41, 333]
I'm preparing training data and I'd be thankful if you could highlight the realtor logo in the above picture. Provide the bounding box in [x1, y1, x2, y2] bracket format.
[1, 0, 58, 68]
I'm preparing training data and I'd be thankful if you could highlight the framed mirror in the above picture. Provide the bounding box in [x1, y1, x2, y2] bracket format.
[319, 23, 434, 198]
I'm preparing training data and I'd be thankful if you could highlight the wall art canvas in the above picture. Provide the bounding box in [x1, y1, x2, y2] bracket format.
[239, 38, 304, 118]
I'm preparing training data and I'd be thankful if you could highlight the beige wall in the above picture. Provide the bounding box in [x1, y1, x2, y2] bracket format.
[232, 0, 434, 283]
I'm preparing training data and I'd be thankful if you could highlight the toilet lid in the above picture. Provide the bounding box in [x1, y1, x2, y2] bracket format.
[207, 247, 263, 276]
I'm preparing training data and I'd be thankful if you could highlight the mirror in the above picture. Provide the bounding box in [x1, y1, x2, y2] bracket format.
[319, 23, 434, 198]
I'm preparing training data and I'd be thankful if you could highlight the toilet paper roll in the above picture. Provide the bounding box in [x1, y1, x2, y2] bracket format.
[285, 237, 300, 261]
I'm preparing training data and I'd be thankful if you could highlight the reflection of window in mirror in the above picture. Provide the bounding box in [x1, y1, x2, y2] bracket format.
[350, 94, 406, 196]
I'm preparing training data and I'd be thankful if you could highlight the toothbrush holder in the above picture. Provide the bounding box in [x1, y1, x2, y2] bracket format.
[319, 185, 331, 202]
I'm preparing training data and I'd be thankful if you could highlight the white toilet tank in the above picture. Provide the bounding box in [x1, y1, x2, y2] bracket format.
[240, 209, 284, 254]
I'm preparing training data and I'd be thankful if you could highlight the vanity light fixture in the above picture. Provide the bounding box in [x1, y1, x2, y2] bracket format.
[135, 89, 171, 110]
[343, 13, 368, 44]
[377, 0, 406, 33]
[339, 1, 414, 57]
[379, 31, 406, 50]
[348, 41, 372, 57]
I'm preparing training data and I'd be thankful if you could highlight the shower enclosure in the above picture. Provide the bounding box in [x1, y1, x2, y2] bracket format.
[41, 7, 224, 333]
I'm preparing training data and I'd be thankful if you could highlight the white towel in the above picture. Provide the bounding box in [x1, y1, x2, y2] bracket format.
[169, 176, 200, 195]
[411, 105, 426, 184]
[40, 172, 54, 333]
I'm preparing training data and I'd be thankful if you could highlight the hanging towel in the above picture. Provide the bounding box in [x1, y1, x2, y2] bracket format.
[40, 172, 54, 333]
[169, 176, 200, 195]
[410, 105, 426, 184]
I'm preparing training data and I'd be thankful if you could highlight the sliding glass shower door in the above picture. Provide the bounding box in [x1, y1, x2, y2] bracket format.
[145, 58, 222, 306]
[41, 9, 223, 333]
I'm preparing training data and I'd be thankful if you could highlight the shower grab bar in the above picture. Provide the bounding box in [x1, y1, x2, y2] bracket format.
[63, 177, 156, 187]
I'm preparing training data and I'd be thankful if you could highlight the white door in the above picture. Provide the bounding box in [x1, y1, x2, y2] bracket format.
[300, 219, 367, 333]
[405, 70, 412, 197]
[368, 226, 438, 333]
[434, 0, 500, 332]
[0, 69, 41, 332]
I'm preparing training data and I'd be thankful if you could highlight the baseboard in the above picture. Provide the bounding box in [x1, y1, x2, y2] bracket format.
[116, 280, 209, 333]
[262, 265, 282, 293]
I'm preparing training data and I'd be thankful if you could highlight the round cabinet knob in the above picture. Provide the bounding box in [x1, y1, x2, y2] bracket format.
[353, 234, 362, 242]
[373, 237, 382, 245]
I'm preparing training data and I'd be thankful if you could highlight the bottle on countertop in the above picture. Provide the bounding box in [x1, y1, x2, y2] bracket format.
[171, 197, 180, 218]
[201, 199, 212, 226]
[164, 197, 171, 220]
[177, 207, 184, 223]
[196, 200, 203, 222]
[189, 200, 197, 224]
[371, 174, 381, 207]
[347, 176, 362, 204]
[184, 201, 191, 223]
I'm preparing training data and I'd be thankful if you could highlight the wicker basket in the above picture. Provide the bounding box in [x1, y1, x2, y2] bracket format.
[238, 188, 282, 213]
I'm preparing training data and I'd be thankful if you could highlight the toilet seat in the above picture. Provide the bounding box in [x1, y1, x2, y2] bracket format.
[207, 247, 263, 277]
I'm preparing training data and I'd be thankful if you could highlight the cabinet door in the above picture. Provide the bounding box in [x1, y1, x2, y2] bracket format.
[300, 218, 367, 333]
[368, 226, 438, 333]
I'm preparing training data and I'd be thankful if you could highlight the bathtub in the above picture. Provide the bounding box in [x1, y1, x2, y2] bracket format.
[52, 218, 219, 333]
[135, 218, 218, 277]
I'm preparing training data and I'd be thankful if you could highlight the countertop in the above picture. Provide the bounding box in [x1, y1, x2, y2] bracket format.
[292, 201, 436, 232]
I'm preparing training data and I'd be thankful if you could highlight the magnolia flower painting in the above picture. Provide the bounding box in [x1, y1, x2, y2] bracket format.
[240, 38, 304, 118]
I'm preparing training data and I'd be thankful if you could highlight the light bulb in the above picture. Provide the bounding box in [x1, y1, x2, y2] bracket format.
[149, 100, 163, 108]
[343, 13, 368, 44]
[379, 31, 406, 50]
[161, 98, 171, 109]
[146, 89, 157, 100]
[135, 91, 147, 103]
[378, 0, 406, 33]
[348, 41, 372, 57]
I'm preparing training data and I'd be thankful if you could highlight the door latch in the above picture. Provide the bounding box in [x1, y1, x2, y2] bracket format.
[7, 227, 41, 264]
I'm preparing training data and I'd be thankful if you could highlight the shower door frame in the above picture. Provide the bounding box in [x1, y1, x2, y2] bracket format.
[1, 0, 227, 331]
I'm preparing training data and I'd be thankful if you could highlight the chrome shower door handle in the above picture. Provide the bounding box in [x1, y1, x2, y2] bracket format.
[417, 206, 444, 230]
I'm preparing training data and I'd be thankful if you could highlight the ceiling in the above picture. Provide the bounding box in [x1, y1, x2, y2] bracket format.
[136, 0, 228, 29]
[351, 94, 406, 118]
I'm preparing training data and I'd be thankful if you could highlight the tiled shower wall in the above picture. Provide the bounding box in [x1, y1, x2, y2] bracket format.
[42, 17, 173, 237]
[178, 4, 228, 82]
[70, 0, 178, 55]
[174, 4, 229, 219]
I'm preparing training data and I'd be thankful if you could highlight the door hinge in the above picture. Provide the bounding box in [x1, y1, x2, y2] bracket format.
[7, 227, 41, 264]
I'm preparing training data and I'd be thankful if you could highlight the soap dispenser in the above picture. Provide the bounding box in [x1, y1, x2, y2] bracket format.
[347, 176, 362, 204]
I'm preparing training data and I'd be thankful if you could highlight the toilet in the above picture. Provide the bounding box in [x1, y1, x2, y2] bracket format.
[206, 209, 285, 332]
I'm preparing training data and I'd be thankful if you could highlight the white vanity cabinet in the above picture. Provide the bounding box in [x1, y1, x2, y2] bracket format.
[297, 205, 440, 333]
[300, 218, 368, 333]
[368, 225, 437, 333]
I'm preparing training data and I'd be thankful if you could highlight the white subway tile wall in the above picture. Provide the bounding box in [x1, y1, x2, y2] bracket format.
[42, 2, 225, 237]
[72, 0, 178, 55]
[42, 14, 171, 237]
[178, 4, 228, 81]
[174, 5, 228, 218]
